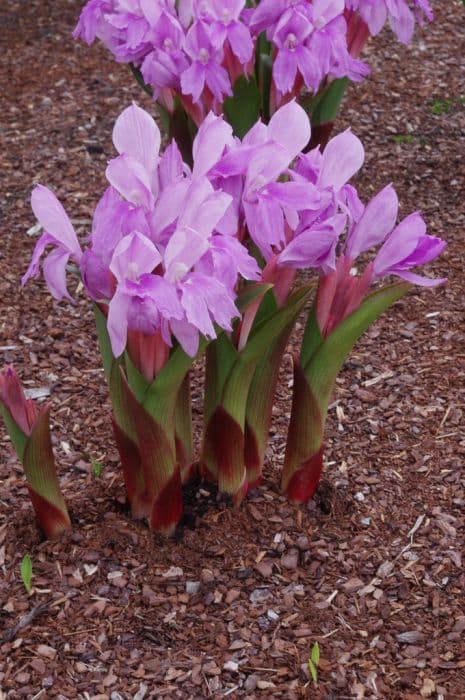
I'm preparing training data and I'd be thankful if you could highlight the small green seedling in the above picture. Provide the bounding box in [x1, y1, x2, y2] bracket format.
[308, 641, 320, 685]
[431, 98, 453, 115]
[392, 134, 414, 144]
[20, 554, 33, 593]
[91, 458, 103, 478]
[431, 96, 465, 116]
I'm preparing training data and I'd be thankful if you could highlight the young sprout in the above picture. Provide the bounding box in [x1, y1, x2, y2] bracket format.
[308, 641, 320, 685]
[91, 458, 103, 478]
[20, 554, 33, 593]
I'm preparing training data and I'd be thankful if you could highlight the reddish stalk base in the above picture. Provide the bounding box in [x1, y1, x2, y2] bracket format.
[285, 444, 325, 503]
[27, 487, 71, 538]
[150, 468, 183, 535]
[112, 419, 150, 520]
[203, 406, 246, 497]
[307, 122, 334, 151]
[244, 422, 263, 491]
[176, 435, 196, 485]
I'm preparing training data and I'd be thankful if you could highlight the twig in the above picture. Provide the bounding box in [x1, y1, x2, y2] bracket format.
[62, 626, 100, 636]
[1, 599, 52, 642]
[31, 691, 46, 700]
[202, 671, 213, 697]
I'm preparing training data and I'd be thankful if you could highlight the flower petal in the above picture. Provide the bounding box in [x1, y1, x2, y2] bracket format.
[318, 130, 365, 191]
[110, 232, 162, 282]
[31, 186, 81, 258]
[268, 101, 311, 159]
[345, 184, 399, 259]
[106, 154, 155, 209]
[43, 248, 73, 301]
[192, 112, 234, 177]
[112, 102, 161, 172]
[107, 290, 130, 358]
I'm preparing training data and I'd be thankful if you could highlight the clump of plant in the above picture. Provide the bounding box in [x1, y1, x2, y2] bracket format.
[73, 0, 433, 154]
[1, 0, 445, 539]
[0, 367, 71, 538]
[19, 100, 445, 533]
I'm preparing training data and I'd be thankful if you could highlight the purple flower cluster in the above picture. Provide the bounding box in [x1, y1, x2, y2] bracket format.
[23, 101, 445, 362]
[22, 103, 260, 359]
[249, 0, 369, 97]
[74, 1, 433, 113]
[345, 0, 433, 44]
[74, 0, 433, 117]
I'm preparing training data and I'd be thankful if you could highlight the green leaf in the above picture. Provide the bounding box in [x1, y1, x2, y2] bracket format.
[124, 351, 150, 403]
[300, 304, 324, 369]
[0, 403, 28, 460]
[392, 133, 414, 144]
[91, 459, 103, 478]
[22, 408, 68, 509]
[244, 322, 294, 481]
[236, 283, 273, 314]
[224, 76, 261, 137]
[119, 371, 177, 501]
[245, 284, 312, 357]
[308, 659, 318, 685]
[174, 373, 193, 477]
[252, 287, 278, 327]
[109, 362, 139, 444]
[222, 284, 313, 425]
[21, 554, 33, 593]
[129, 63, 153, 97]
[93, 304, 114, 384]
[155, 101, 170, 133]
[204, 333, 238, 424]
[202, 284, 313, 495]
[254, 31, 272, 121]
[142, 340, 205, 426]
[304, 282, 411, 415]
[310, 78, 348, 126]
[307, 642, 320, 685]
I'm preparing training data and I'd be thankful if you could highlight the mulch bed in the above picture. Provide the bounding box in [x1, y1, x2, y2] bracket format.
[0, 1, 464, 698]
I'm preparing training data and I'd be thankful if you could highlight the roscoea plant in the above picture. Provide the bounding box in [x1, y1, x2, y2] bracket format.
[199, 100, 445, 501]
[22, 102, 261, 534]
[199, 99, 340, 498]
[0, 366, 71, 538]
[20, 98, 446, 528]
[281, 180, 446, 502]
[72, 0, 432, 153]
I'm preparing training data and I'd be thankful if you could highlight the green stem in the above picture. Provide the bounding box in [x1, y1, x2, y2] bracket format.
[282, 282, 411, 502]
[1, 405, 71, 538]
[244, 323, 294, 488]
[175, 372, 194, 483]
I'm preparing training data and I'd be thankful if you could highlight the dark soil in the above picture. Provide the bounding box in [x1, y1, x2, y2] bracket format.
[0, 1, 464, 698]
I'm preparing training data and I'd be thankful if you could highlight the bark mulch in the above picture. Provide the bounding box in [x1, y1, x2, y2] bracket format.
[0, 1, 464, 698]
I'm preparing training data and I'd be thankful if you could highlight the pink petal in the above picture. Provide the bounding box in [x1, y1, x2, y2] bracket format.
[43, 248, 72, 301]
[110, 232, 162, 282]
[107, 290, 131, 358]
[31, 186, 81, 259]
[394, 270, 447, 287]
[192, 112, 234, 177]
[345, 184, 399, 259]
[318, 130, 365, 191]
[21, 232, 55, 286]
[105, 154, 155, 210]
[112, 102, 161, 171]
[268, 101, 311, 160]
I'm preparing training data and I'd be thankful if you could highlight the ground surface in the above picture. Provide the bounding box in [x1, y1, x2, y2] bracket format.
[0, 1, 464, 698]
